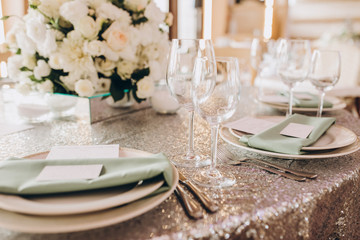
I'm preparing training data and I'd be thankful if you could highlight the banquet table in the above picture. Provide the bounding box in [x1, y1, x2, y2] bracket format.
[0, 94, 359, 240]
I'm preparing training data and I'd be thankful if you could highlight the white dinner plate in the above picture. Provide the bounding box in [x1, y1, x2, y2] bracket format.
[0, 148, 178, 233]
[228, 116, 358, 151]
[220, 127, 360, 160]
[260, 95, 346, 113]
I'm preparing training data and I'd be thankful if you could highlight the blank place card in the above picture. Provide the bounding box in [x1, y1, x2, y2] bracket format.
[280, 123, 314, 139]
[46, 144, 119, 160]
[36, 164, 103, 181]
[224, 116, 276, 135]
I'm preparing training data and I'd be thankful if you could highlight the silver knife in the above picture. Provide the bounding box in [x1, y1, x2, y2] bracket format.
[175, 184, 203, 219]
[178, 172, 219, 213]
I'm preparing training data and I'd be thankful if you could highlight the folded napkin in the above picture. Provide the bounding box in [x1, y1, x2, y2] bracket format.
[0, 153, 173, 195]
[282, 92, 333, 108]
[240, 114, 336, 155]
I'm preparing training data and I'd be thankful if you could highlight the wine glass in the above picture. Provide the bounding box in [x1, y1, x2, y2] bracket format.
[166, 39, 215, 168]
[276, 39, 311, 116]
[309, 50, 341, 117]
[192, 57, 240, 188]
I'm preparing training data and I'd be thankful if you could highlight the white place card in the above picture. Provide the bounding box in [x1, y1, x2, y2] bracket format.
[280, 123, 314, 139]
[46, 144, 119, 160]
[0, 123, 34, 136]
[224, 116, 276, 135]
[261, 95, 289, 103]
[36, 165, 103, 181]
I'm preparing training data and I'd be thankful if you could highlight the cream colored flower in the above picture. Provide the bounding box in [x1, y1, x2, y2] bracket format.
[60, 0, 88, 24]
[165, 12, 173, 26]
[124, 0, 148, 12]
[37, 80, 54, 93]
[74, 79, 95, 97]
[75, 16, 99, 40]
[97, 2, 131, 22]
[116, 60, 136, 80]
[96, 78, 111, 92]
[144, 2, 165, 24]
[95, 58, 116, 77]
[22, 54, 37, 70]
[136, 76, 154, 99]
[83, 40, 106, 57]
[34, 60, 51, 80]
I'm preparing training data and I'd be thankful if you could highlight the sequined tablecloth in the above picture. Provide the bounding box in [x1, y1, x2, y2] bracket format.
[0, 99, 359, 240]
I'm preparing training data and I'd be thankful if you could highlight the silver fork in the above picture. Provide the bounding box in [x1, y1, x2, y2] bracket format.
[218, 147, 316, 181]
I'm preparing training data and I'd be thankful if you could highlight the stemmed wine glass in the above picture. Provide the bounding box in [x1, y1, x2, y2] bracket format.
[276, 39, 311, 116]
[166, 39, 216, 168]
[192, 57, 240, 188]
[309, 50, 341, 117]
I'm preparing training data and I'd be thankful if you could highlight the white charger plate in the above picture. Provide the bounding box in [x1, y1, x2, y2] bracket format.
[260, 95, 346, 113]
[228, 116, 358, 151]
[0, 148, 178, 233]
[220, 127, 360, 160]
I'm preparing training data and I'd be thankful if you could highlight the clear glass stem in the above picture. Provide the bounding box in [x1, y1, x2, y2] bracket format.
[288, 84, 295, 116]
[317, 90, 326, 117]
[210, 124, 220, 173]
[186, 110, 196, 159]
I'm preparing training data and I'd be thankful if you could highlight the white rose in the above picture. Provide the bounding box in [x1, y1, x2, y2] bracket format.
[144, 2, 165, 24]
[96, 77, 111, 92]
[95, 58, 116, 77]
[60, 72, 80, 91]
[34, 60, 51, 80]
[37, 29, 58, 57]
[60, 0, 88, 24]
[37, 80, 54, 93]
[102, 22, 129, 52]
[16, 31, 36, 55]
[116, 60, 136, 79]
[75, 16, 99, 39]
[124, 0, 148, 12]
[83, 40, 106, 56]
[136, 76, 154, 99]
[49, 53, 66, 70]
[97, 2, 131, 23]
[26, 17, 47, 44]
[22, 54, 37, 70]
[74, 79, 96, 97]
[15, 83, 32, 95]
[103, 45, 120, 61]
[7, 55, 24, 79]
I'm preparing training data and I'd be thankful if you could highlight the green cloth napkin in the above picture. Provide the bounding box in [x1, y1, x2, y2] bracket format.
[240, 114, 336, 155]
[0, 153, 173, 195]
[282, 92, 333, 108]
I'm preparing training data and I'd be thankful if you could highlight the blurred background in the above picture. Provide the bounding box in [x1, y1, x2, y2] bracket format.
[1, 0, 360, 115]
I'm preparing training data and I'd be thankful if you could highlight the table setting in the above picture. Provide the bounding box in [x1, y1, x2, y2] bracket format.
[0, 1, 360, 239]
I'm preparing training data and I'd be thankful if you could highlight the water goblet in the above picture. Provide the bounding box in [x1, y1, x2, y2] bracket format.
[166, 39, 216, 168]
[192, 57, 240, 188]
[309, 50, 341, 117]
[276, 39, 311, 116]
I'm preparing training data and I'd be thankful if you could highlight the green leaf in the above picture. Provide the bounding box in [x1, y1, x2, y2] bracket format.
[20, 66, 32, 72]
[0, 16, 10, 21]
[110, 0, 125, 9]
[29, 4, 38, 10]
[29, 75, 44, 83]
[131, 85, 145, 103]
[132, 16, 148, 25]
[98, 21, 113, 40]
[16, 49, 21, 55]
[131, 68, 150, 81]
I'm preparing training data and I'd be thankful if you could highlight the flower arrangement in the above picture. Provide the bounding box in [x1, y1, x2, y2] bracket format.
[2, 0, 172, 103]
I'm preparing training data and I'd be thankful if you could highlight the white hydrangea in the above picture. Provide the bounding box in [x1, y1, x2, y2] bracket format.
[117, 60, 137, 80]
[94, 58, 116, 77]
[96, 2, 131, 23]
[75, 16, 99, 40]
[37, 79, 54, 93]
[83, 40, 106, 57]
[144, 1, 165, 24]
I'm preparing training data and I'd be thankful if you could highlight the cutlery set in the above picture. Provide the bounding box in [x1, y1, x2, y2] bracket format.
[217, 147, 318, 181]
[175, 172, 219, 219]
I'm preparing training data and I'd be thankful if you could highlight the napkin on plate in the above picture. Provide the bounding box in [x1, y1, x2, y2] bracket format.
[240, 114, 336, 155]
[284, 92, 333, 108]
[0, 153, 173, 195]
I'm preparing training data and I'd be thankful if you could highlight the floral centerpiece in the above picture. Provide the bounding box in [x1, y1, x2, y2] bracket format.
[2, 0, 172, 103]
